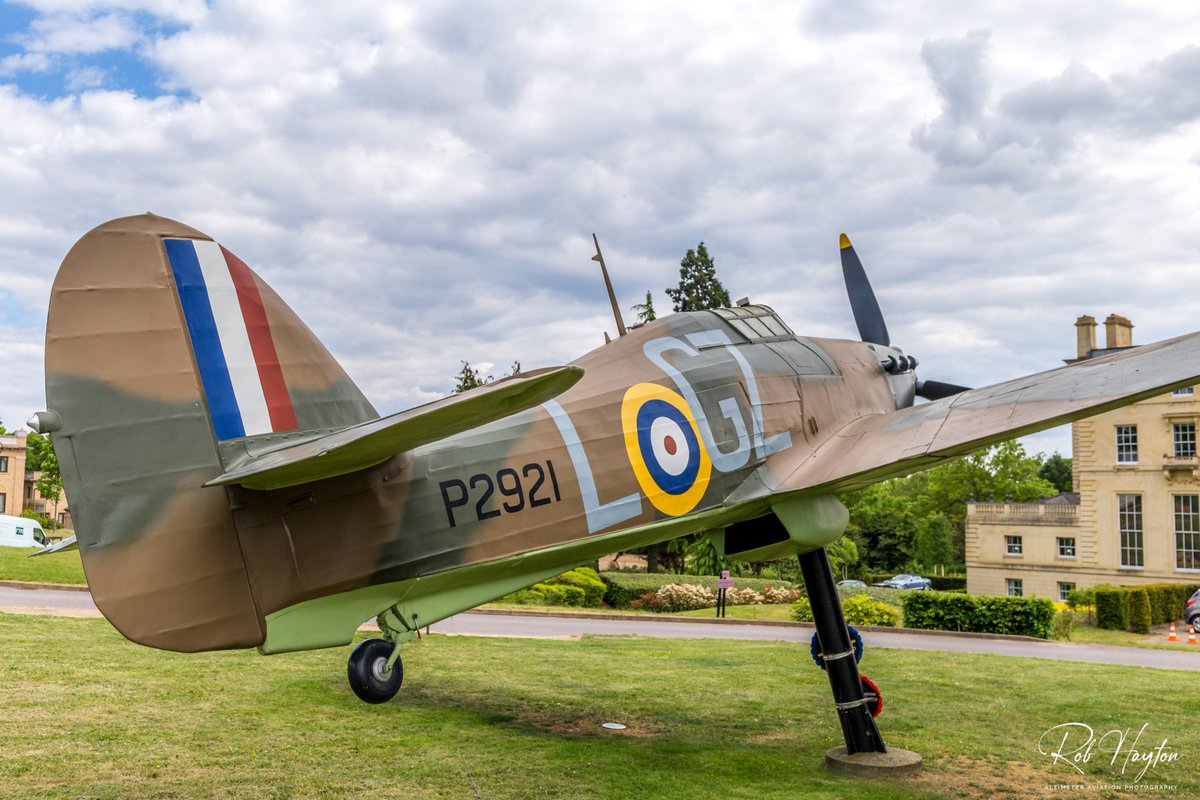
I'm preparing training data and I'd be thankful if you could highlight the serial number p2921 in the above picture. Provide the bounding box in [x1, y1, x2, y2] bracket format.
[439, 460, 561, 528]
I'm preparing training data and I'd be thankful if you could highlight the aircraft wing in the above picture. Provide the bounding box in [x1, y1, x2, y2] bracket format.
[774, 331, 1200, 494]
[206, 366, 583, 490]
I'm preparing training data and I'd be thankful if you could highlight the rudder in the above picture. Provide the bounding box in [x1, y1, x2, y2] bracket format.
[44, 214, 376, 651]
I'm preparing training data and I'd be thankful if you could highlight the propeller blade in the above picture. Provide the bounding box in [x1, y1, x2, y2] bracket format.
[840, 233, 890, 346]
[916, 380, 971, 401]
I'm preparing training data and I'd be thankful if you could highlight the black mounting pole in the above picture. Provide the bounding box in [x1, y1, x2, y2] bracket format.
[798, 547, 887, 755]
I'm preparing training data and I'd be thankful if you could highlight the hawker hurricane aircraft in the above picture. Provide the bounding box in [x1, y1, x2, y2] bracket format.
[32, 215, 1200, 757]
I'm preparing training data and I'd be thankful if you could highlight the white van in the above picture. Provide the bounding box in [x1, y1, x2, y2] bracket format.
[0, 514, 48, 548]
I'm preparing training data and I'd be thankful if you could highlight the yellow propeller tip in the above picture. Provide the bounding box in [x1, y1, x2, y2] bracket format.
[839, 233, 852, 250]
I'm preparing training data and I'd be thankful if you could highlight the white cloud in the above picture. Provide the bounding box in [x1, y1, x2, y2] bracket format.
[0, 1, 1198, 455]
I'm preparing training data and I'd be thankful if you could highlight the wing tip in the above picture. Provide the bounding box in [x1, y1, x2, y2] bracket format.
[839, 233, 852, 250]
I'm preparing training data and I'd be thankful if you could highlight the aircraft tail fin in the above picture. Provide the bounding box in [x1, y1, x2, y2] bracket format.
[44, 214, 376, 651]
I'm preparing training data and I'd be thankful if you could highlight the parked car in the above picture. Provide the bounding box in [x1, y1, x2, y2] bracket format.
[837, 579, 867, 588]
[1186, 588, 1200, 628]
[873, 574, 932, 590]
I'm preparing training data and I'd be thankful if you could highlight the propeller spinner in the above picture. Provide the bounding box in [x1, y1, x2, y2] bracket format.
[839, 234, 970, 405]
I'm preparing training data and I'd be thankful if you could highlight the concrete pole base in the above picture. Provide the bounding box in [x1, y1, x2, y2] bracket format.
[824, 745, 923, 778]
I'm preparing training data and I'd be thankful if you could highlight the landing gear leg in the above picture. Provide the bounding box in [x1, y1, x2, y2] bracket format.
[798, 547, 886, 755]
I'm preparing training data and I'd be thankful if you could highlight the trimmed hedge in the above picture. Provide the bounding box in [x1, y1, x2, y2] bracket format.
[600, 572, 796, 608]
[902, 590, 1056, 638]
[1094, 583, 1199, 630]
[1095, 588, 1128, 630]
[1128, 589, 1151, 634]
[501, 567, 606, 608]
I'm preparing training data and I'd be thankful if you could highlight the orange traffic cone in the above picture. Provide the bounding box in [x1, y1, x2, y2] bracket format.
[1169, 622, 1178, 642]
[1189, 626, 1197, 645]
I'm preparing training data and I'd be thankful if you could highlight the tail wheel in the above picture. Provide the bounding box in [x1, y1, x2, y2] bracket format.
[859, 674, 883, 718]
[347, 638, 403, 704]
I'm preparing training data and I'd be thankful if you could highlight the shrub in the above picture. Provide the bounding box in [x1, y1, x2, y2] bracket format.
[929, 576, 967, 591]
[841, 594, 900, 627]
[550, 568, 606, 608]
[600, 572, 796, 608]
[1065, 587, 1096, 610]
[1128, 589, 1151, 634]
[1052, 609, 1075, 641]
[1095, 588, 1128, 630]
[761, 585, 804, 604]
[726, 587, 764, 606]
[902, 591, 1055, 638]
[790, 596, 813, 622]
[653, 584, 716, 612]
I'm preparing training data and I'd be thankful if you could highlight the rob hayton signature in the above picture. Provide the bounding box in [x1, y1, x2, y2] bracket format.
[1037, 722, 1180, 782]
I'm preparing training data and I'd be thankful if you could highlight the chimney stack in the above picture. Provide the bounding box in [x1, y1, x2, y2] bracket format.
[1104, 314, 1133, 349]
[1075, 315, 1096, 358]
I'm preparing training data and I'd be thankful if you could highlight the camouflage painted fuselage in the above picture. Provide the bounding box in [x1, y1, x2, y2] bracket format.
[46, 215, 897, 654]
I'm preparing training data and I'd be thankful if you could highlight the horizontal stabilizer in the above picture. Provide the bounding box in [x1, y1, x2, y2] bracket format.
[30, 534, 78, 557]
[207, 366, 584, 490]
[775, 331, 1200, 494]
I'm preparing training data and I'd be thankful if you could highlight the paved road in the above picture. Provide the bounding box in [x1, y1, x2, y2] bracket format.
[4, 585, 1200, 671]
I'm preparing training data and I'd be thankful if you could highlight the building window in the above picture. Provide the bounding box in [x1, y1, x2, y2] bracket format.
[1174, 386, 1195, 396]
[1057, 537, 1076, 558]
[1116, 425, 1138, 464]
[1005, 535, 1023, 555]
[57, 512, 65, 526]
[1007, 578, 1023, 597]
[1058, 582, 1076, 602]
[1174, 423, 1197, 458]
[0, 456, 7, 472]
[1176, 495, 1200, 570]
[0, 493, 5, 513]
[1118, 494, 1144, 567]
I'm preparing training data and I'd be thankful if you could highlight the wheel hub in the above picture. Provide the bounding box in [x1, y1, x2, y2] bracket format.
[370, 656, 392, 683]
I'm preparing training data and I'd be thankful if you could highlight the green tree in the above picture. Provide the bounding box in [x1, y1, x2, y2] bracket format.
[631, 291, 658, 324]
[825, 535, 860, 579]
[25, 432, 51, 472]
[913, 440, 1055, 559]
[36, 437, 63, 529]
[913, 514, 956, 569]
[453, 361, 486, 393]
[1038, 452, 1073, 493]
[452, 361, 521, 393]
[842, 481, 919, 571]
[0, 418, 7, 435]
[685, 534, 730, 576]
[666, 242, 731, 312]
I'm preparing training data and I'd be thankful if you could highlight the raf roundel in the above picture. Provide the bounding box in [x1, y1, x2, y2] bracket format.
[621, 383, 712, 516]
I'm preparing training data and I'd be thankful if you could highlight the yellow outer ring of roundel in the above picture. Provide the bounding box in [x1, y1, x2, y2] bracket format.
[621, 382, 712, 516]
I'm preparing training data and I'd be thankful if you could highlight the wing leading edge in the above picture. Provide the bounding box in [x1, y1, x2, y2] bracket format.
[206, 366, 584, 490]
[774, 331, 1200, 495]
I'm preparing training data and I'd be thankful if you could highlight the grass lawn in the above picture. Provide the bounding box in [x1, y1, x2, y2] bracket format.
[673, 603, 796, 621]
[0, 545, 86, 585]
[2, 612, 1197, 798]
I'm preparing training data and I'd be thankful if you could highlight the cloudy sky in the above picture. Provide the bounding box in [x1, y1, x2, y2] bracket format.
[1, 1, 1198, 459]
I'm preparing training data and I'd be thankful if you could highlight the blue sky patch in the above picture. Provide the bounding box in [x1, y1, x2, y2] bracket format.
[0, 3, 190, 99]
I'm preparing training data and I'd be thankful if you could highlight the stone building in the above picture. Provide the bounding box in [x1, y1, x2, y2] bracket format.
[0, 433, 27, 516]
[966, 314, 1200, 599]
[0, 431, 71, 529]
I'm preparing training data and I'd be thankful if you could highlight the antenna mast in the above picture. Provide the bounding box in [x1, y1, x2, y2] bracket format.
[591, 233, 627, 337]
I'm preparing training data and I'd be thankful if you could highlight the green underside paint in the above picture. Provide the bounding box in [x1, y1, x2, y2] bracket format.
[259, 492, 847, 655]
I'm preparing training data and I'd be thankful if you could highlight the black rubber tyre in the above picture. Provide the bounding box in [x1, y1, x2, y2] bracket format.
[347, 638, 403, 703]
